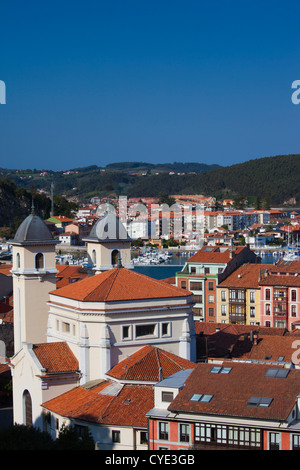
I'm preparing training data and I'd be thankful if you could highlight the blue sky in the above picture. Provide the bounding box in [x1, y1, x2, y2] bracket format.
[1, 0, 300, 170]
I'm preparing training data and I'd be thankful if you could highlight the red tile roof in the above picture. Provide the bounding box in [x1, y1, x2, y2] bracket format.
[0, 263, 12, 276]
[259, 274, 300, 287]
[50, 267, 191, 302]
[218, 264, 270, 288]
[56, 264, 88, 288]
[271, 259, 300, 273]
[168, 361, 300, 421]
[107, 345, 196, 382]
[187, 246, 245, 264]
[194, 321, 287, 337]
[42, 382, 153, 427]
[236, 334, 299, 363]
[195, 322, 288, 361]
[32, 342, 79, 373]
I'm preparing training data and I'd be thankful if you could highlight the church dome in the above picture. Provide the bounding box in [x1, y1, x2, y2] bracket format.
[85, 213, 131, 242]
[13, 213, 54, 244]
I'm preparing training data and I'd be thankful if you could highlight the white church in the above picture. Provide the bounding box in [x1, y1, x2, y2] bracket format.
[8, 209, 196, 449]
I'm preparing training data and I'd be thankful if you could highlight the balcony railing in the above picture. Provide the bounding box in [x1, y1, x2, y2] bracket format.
[229, 313, 246, 324]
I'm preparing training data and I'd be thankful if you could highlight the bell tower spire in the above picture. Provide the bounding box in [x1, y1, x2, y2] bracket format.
[9, 212, 59, 353]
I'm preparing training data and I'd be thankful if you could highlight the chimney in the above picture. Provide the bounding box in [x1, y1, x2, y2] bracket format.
[253, 333, 258, 345]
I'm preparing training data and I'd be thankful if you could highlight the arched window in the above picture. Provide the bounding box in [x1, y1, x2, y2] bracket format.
[92, 249, 96, 265]
[111, 249, 119, 266]
[23, 390, 32, 426]
[16, 252, 20, 269]
[35, 252, 44, 270]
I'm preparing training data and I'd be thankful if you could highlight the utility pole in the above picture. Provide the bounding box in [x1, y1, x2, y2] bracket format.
[50, 180, 54, 217]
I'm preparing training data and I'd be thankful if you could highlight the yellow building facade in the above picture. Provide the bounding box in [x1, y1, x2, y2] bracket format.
[217, 264, 269, 325]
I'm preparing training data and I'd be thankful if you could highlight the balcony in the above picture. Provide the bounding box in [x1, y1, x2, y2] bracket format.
[273, 300, 288, 318]
[229, 313, 246, 324]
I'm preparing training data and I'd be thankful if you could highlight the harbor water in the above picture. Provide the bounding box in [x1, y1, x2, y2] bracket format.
[133, 252, 283, 280]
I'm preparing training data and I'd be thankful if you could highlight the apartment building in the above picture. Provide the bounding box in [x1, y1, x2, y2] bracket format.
[147, 361, 300, 451]
[175, 245, 259, 322]
[259, 260, 300, 329]
[217, 264, 270, 325]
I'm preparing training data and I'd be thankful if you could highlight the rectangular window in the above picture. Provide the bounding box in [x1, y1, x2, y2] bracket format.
[208, 295, 214, 304]
[161, 391, 173, 403]
[181, 280, 187, 289]
[292, 434, 300, 450]
[221, 291, 226, 301]
[62, 322, 70, 333]
[194, 423, 261, 448]
[190, 393, 213, 402]
[190, 281, 202, 291]
[247, 396, 273, 407]
[269, 432, 280, 450]
[205, 267, 210, 274]
[292, 290, 297, 302]
[136, 324, 156, 338]
[190, 267, 196, 274]
[265, 289, 271, 300]
[159, 422, 169, 440]
[292, 305, 297, 317]
[112, 430, 120, 443]
[122, 325, 130, 339]
[193, 307, 203, 315]
[221, 305, 227, 315]
[179, 424, 190, 443]
[161, 322, 169, 336]
[140, 431, 148, 445]
[208, 307, 214, 317]
[210, 366, 232, 374]
[250, 306, 255, 317]
[208, 282, 214, 291]
[193, 295, 202, 304]
[250, 292, 255, 303]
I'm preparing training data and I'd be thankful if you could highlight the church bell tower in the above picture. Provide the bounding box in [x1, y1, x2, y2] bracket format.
[9, 207, 58, 353]
[83, 212, 132, 273]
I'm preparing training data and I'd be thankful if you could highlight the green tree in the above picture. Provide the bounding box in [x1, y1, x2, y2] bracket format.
[254, 195, 262, 210]
[53, 195, 78, 218]
[0, 424, 54, 450]
[55, 424, 95, 450]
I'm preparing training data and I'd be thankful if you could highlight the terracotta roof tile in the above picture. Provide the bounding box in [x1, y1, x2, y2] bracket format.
[50, 267, 191, 302]
[0, 264, 12, 276]
[272, 259, 300, 273]
[107, 345, 196, 382]
[187, 246, 245, 264]
[42, 382, 153, 427]
[218, 264, 270, 288]
[195, 322, 288, 361]
[56, 264, 88, 288]
[32, 342, 79, 373]
[259, 275, 300, 287]
[236, 335, 299, 363]
[168, 361, 300, 421]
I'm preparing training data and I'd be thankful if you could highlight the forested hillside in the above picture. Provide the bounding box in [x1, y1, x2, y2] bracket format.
[127, 154, 300, 204]
[0, 154, 299, 210]
[0, 178, 77, 237]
